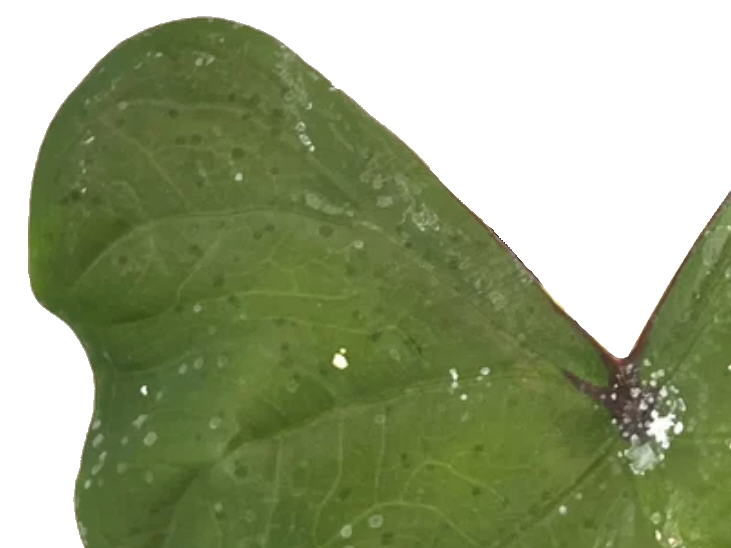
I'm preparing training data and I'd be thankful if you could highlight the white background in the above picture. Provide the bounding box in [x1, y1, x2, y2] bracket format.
[2, 1, 729, 546]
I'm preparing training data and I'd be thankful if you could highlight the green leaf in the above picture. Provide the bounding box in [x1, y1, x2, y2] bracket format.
[29, 17, 731, 548]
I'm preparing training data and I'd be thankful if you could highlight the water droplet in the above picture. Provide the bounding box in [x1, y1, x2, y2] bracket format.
[143, 432, 158, 447]
[340, 524, 353, 538]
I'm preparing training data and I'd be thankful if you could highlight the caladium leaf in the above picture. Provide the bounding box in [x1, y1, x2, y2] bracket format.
[29, 17, 730, 548]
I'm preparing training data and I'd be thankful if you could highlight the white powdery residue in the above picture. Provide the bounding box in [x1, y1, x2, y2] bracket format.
[143, 431, 158, 447]
[623, 440, 663, 476]
[332, 347, 349, 370]
[194, 52, 216, 67]
[646, 410, 677, 450]
[303, 190, 350, 216]
[449, 367, 459, 390]
[621, 370, 686, 476]
[340, 524, 353, 539]
[376, 195, 394, 208]
[368, 514, 384, 528]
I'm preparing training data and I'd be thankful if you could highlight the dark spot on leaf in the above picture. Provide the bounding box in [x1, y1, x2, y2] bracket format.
[337, 487, 351, 500]
[471, 486, 482, 496]
[318, 225, 334, 238]
[168, 108, 179, 118]
[190, 134, 203, 145]
[231, 147, 245, 159]
[246, 94, 261, 108]
[381, 532, 394, 545]
[233, 461, 248, 479]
